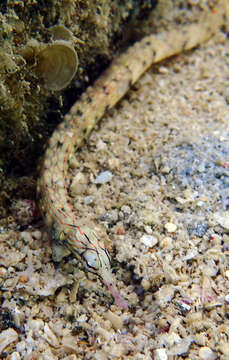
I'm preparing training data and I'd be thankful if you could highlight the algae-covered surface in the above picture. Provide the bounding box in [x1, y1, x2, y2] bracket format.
[0, 0, 158, 215]
[0, 2, 229, 360]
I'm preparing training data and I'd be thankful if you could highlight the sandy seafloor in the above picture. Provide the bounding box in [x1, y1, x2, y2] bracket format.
[0, 29, 229, 360]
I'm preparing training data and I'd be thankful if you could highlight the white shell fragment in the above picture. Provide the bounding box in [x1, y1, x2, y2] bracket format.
[94, 170, 113, 184]
[37, 40, 78, 91]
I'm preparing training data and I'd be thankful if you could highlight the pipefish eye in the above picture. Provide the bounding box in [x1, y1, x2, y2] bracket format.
[83, 250, 100, 271]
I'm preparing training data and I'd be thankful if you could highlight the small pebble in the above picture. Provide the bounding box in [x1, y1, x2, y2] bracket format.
[141, 278, 151, 291]
[96, 139, 107, 150]
[18, 275, 29, 283]
[70, 172, 87, 195]
[69, 156, 78, 168]
[0, 267, 7, 276]
[225, 270, 229, 280]
[77, 314, 88, 323]
[158, 65, 169, 74]
[109, 343, 125, 357]
[169, 336, 193, 356]
[30, 319, 44, 332]
[188, 222, 208, 237]
[214, 212, 229, 230]
[20, 231, 33, 243]
[144, 225, 152, 234]
[62, 355, 78, 360]
[154, 348, 168, 360]
[121, 205, 131, 214]
[62, 336, 80, 352]
[15, 340, 26, 353]
[219, 343, 229, 357]
[32, 230, 42, 240]
[175, 300, 191, 313]
[196, 200, 204, 207]
[141, 209, 158, 225]
[116, 223, 125, 235]
[103, 310, 123, 330]
[9, 352, 21, 360]
[184, 249, 198, 260]
[94, 170, 113, 184]
[108, 157, 120, 169]
[140, 234, 158, 247]
[194, 333, 207, 346]
[84, 196, 94, 205]
[160, 236, 173, 249]
[164, 222, 177, 233]
[43, 323, 59, 348]
[199, 346, 216, 360]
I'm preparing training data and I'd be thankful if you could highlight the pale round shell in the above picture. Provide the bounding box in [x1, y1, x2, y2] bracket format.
[37, 40, 78, 91]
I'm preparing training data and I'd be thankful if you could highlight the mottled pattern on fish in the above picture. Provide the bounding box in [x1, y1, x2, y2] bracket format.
[37, 5, 225, 308]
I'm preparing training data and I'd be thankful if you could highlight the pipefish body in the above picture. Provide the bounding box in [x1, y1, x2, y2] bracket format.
[37, 4, 226, 308]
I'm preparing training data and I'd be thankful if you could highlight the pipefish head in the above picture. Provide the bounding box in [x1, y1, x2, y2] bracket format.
[72, 225, 128, 308]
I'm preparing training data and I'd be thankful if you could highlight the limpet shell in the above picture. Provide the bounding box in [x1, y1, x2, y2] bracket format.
[37, 40, 78, 91]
